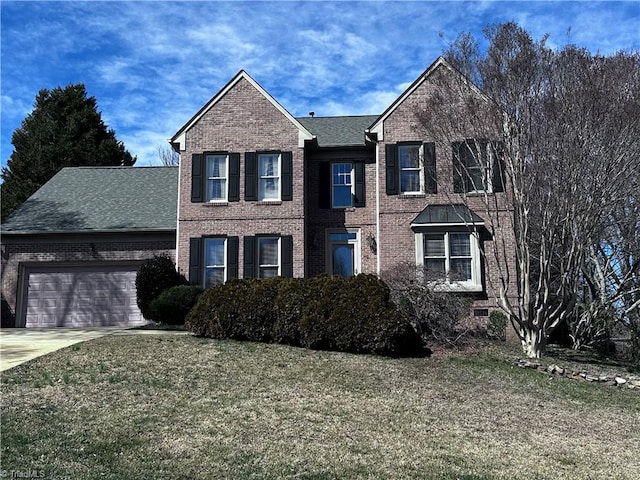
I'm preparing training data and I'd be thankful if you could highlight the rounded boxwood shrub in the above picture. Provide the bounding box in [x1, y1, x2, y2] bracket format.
[135, 254, 182, 319]
[148, 285, 204, 325]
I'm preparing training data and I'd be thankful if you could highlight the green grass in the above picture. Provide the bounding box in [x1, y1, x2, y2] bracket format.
[1, 335, 638, 479]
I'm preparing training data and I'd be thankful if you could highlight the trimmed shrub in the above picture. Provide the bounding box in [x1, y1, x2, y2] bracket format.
[186, 274, 424, 357]
[300, 274, 422, 356]
[185, 278, 283, 342]
[135, 254, 183, 319]
[272, 277, 314, 346]
[1, 294, 15, 328]
[148, 285, 204, 325]
[487, 310, 507, 341]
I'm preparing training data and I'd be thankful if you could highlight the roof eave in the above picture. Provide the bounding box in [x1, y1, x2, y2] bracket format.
[1, 227, 176, 236]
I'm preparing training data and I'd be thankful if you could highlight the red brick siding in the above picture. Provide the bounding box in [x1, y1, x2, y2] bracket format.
[305, 151, 377, 276]
[377, 71, 519, 319]
[177, 77, 306, 279]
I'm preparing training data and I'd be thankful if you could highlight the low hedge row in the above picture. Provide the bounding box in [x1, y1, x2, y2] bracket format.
[185, 274, 424, 357]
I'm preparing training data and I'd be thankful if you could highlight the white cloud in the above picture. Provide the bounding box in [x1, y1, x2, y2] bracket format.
[1, 0, 638, 169]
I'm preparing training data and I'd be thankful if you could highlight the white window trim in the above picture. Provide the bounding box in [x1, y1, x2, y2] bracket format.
[414, 230, 482, 292]
[331, 162, 355, 209]
[399, 144, 424, 195]
[258, 236, 281, 277]
[258, 153, 282, 202]
[204, 237, 227, 287]
[326, 228, 361, 276]
[206, 154, 229, 202]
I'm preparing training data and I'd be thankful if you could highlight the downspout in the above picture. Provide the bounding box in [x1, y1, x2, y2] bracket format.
[173, 141, 182, 273]
[374, 139, 381, 276]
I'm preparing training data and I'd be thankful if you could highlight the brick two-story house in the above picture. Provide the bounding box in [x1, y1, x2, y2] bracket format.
[1, 56, 517, 328]
[171, 56, 518, 319]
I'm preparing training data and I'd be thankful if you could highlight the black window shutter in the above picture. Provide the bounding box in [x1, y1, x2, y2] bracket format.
[191, 154, 203, 202]
[354, 162, 366, 207]
[243, 236, 256, 278]
[189, 237, 202, 285]
[227, 236, 239, 279]
[228, 153, 240, 201]
[281, 235, 294, 278]
[491, 141, 505, 193]
[452, 142, 464, 193]
[385, 144, 399, 195]
[423, 142, 437, 194]
[281, 151, 293, 201]
[319, 162, 331, 208]
[244, 152, 257, 201]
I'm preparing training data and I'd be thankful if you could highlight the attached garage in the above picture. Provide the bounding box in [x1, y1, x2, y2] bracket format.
[22, 264, 145, 328]
[1, 166, 178, 328]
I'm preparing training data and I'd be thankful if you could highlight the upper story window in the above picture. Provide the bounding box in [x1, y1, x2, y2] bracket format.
[385, 142, 436, 196]
[453, 140, 505, 194]
[191, 152, 240, 203]
[258, 153, 281, 201]
[245, 151, 293, 202]
[398, 144, 422, 194]
[206, 154, 228, 201]
[319, 161, 366, 209]
[332, 162, 354, 208]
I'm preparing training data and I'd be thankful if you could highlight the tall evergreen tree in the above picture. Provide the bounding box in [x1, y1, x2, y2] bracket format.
[1, 84, 135, 221]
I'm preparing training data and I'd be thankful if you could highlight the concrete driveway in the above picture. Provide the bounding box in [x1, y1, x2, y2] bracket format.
[0, 327, 132, 371]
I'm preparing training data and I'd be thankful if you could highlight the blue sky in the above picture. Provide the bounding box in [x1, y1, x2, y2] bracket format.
[1, 1, 639, 168]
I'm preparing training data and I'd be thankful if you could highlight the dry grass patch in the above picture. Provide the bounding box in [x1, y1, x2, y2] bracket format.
[1, 335, 638, 479]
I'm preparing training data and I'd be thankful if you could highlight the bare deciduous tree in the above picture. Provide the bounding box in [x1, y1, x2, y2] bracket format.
[417, 23, 640, 358]
[158, 145, 179, 166]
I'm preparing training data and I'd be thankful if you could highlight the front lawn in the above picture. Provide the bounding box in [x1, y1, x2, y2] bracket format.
[1, 335, 638, 479]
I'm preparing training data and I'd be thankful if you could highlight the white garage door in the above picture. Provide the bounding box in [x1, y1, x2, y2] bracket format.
[24, 264, 145, 328]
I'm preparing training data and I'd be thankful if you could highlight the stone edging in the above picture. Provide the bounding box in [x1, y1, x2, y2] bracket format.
[511, 359, 640, 390]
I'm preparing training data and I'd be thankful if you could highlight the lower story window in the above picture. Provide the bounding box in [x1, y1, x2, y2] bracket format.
[416, 230, 481, 291]
[258, 237, 280, 278]
[204, 238, 226, 286]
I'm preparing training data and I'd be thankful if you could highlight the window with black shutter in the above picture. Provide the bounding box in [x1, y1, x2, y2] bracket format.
[189, 236, 238, 286]
[191, 152, 240, 203]
[243, 235, 293, 278]
[385, 142, 436, 195]
[245, 151, 293, 201]
[452, 140, 504, 194]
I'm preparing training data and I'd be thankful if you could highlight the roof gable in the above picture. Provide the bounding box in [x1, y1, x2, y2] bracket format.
[171, 70, 314, 150]
[1, 166, 178, 234]
[367, 57, 486, 141]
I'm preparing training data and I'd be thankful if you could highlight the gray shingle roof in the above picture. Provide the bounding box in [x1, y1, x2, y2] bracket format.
[1, 166, 178, 234]
[297, 115, 379, 147]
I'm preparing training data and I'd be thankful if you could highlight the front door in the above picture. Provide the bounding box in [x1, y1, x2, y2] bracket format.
[327, 230, 360, 277]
